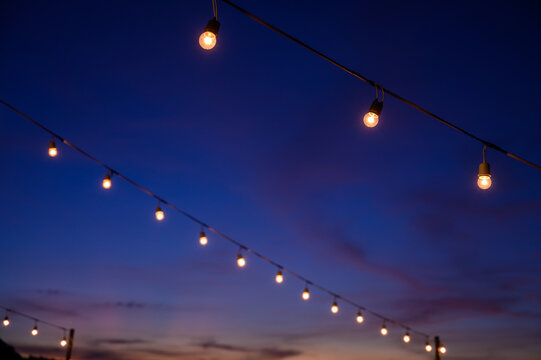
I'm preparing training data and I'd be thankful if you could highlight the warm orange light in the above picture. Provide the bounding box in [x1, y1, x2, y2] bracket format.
[102, 173, 111, 189]
[2, 316, 9, 327]
[403, 332, 411, 343]
[275, 270, 284, 284]
[199, 231, 208, 246]
[60, 337, 67, 347]
[380, 324, 388, 336]
[31, 326, 38, 336]
[425, 342, 432, 352]
[477, 175, 492, 190]
[48, 141, 58, 157]
[363, 112, 379, 128]
[439, 346, 447, 354]
[199, 31, 217, 50]
[155, 206, 164, 221]
[302, 288, 310, 300]
[331, 301, 339, 314]
[356, 311, 364, 324]
[237, 254, 246, 267]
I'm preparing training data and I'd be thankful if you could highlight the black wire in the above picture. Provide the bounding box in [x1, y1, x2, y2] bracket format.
[218, 0, 541, 172]
[0, 99, 432, 338]
[0, 305, 68, 331]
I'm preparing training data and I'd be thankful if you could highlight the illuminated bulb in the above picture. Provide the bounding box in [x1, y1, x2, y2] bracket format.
[439, 345, 447, 354]
[48, 141, 58, 157]
[60, 337, 67, 347]
[363, 99, 383, 128]
[199, 18, 220, 50]
[275, 270, 284, 284]
[380, 324, 388, 336]
[356, 311, 364, 324]
[199, 231, 208, 246]
[102, 173, 112, 189]
[237, 253, 246, 267]
[477, 147, 492, 190]
[425, 342, 432, 352]
[302, 287, 310, 300]
[3, 316, 9, 327]
[31, 325, 38, 336]
[331, 301, 339, 314]
[155, 205, 164, 221]
[403, 332, 411, 343]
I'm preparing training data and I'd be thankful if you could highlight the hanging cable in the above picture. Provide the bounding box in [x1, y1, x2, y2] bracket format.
[216, 0, 541, 172]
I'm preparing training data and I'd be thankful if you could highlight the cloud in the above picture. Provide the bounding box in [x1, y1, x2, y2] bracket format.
[196, 340, 301, 359]
[92, 338, 150, 346]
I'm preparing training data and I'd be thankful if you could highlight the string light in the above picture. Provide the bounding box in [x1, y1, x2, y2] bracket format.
[403, 331, 411, 343]
[199, 18, 220, 50]
[155, 203, 165, 221]
[60, 335, 68, 347]
[380, 323, 388, 336]
[275, 269, 284, 283]
[425, 341, 432, 352]
[237, 249, 246, 267]
[31, 322, 39, 336]
[48, 140, 58, 157]
[199, 229, 208, 245]
[331, 299, 339, 314]
[302, 285, 310, 300]
[439, 345, 447, 354]
[478, 145, 492, 190]
[102, 172, 112, 189]
[3, 314, 9, 327]
[363, 88, 384, 128]
[356, 310, 364, 324]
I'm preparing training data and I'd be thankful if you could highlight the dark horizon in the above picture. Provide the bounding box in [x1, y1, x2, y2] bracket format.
[1, 0, 540, 360]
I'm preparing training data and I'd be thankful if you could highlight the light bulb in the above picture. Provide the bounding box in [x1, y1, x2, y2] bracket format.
[439, 346, 447, 354]
[237, 253, 246, 267]
[403, 332, 411, 343]
[477, 150, 492, 190]
[199, 231, 208, 246]
[60, 337, 67, 347]
[425, 342, 432, 352]
[3, 316, 9, 327]
[477, 175, 492, 190]
[49, 141, 58, 157]
[380, 324, 388, 336]
[31, 326, 39, 336]
[155, 205, 164, 221]
[356, 311, 364, 324]
[331, 301, 339, 314]
[302, 287, 310, 300]
[199, 18, 220, 50]
[102, 173, 111, 189]
[363, 99, 383, 128]
[275, 270, 284, 284]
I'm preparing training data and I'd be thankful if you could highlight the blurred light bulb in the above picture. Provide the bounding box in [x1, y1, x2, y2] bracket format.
[403, 332, 411, 343]
[31, 326, 38, 336]
[439, 346, 447, 354]
[363, 99, 383, 128]
[102, 173, 111, 189]
[3, 316, 9, 327]
[380, 324, 388, 336]
[275, 270, 284, 283]
[60, 337, 67, 347]
[302, 287, 310, 300]
[199, 18, 220, 50]
[49, 141, 58, 157]
[425, 342, 432, 352]
[237, 253, 246, 267]
[356, 311, 364, 324]
[155, 205, 164, 221]
[199, 231, 208, 246]
[331, 301, 339, 314]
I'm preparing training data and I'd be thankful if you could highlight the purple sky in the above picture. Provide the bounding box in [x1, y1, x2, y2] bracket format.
[1, 0, 540, 359]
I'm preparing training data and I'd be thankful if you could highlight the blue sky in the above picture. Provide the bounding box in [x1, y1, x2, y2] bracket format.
[1, 0, 540, 359]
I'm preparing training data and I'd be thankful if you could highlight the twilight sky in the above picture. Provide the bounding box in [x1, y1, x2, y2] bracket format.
[1, 1, 540, 359]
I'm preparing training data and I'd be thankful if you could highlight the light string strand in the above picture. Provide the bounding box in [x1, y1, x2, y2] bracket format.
[1, 98, 434, 340]
[217, 0, 541, 172]
[0, 305, 69, 331]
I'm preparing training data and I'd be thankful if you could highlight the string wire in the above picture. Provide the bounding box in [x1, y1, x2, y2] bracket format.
[1, 98, 432, 338]
[217, 0, 541, 172]
[0, 305, 68, 331]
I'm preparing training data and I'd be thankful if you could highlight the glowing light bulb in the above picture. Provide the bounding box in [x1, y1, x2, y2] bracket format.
[477, 175, 492, 190]
[102, 173, 112, 189]
[199, 18, 220, 50]
[439, 346, 447, 354]
[380, 324, 388, 336]
[275, 270, 284, 284]
[363, 99, 383, 128]
[331, 301, 339, 314]
[237, 253, 246, 267]
[425, 342, 432, 352]
[302, 287, 310, 300]
[403, 332, 411, 343]
[477, 147, 492, 190]
[199, 231, 208, 246]
[155, 205, 164, 221]
[356, 311, 364, 324]
[31, 325, 39, 336]
[3, 316, 9, 327]
[48, 141, 58, 157]
[60, 337, 67, 347]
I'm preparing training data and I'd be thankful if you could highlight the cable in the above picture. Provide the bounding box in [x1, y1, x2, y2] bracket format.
[1, 98, 433, 339]
[0, 305, 68, 331]
[217, 0, 541, 172]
